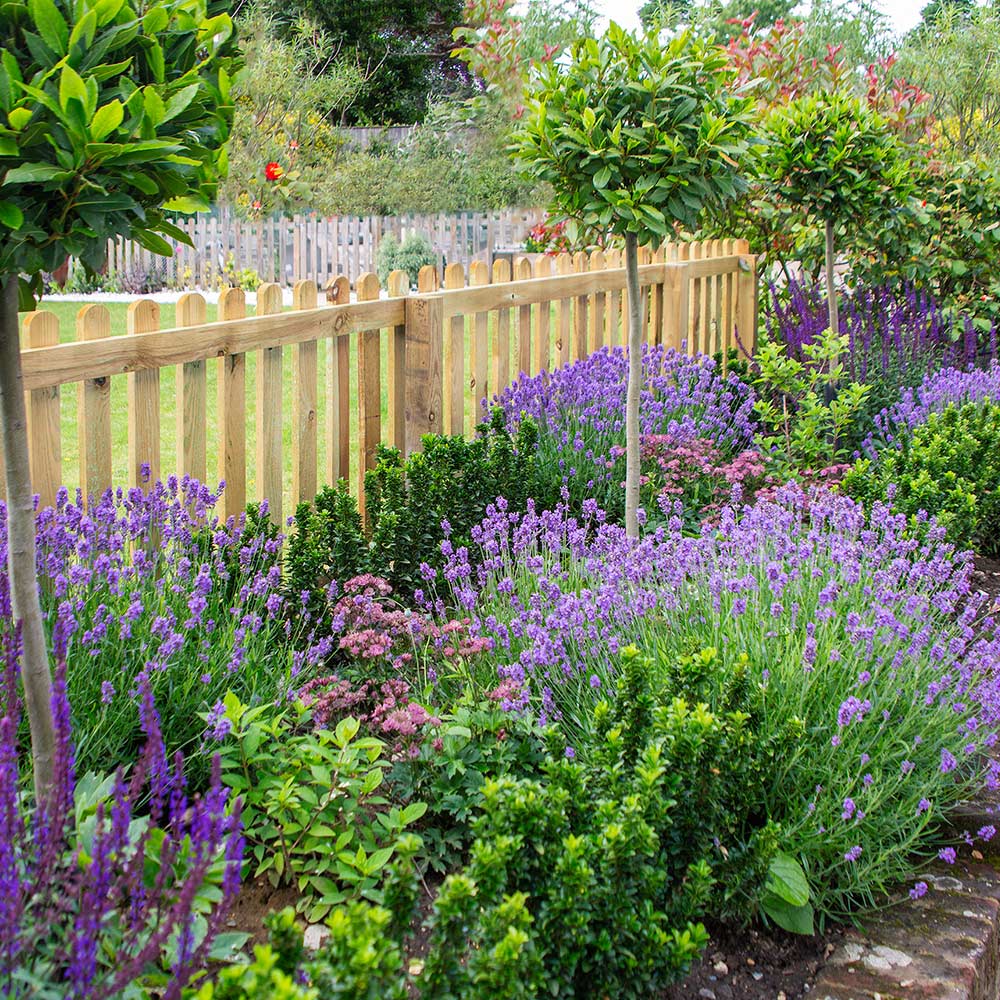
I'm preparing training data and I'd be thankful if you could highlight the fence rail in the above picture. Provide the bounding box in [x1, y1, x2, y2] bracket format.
[6, 239, 756, 523]
[105, 208, 542, 290]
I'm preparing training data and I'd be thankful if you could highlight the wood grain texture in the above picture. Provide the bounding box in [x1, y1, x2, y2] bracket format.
[469, 260, 490, 426]
[514, 256, 532, 377]
[21, 298, 406, 391]
[326, 275, 350, 485]
[355, 272, 381, 512]
[590, 250, 607, 351]
[556, 253, 572, 366]
[175, 293, 207, 486]
[444, 262, 466, 436]
[404, 295, 444, 456]
[491, 258, 511, 400]
[25, 312, 61, 508]
[386, 269, 408, 450]
[572, 251, 588, 362]
[255, 282, 284, 525]
[126, 300, 160, 490]
[217, 288, 246, 519]
[533, 255, 552, 372]
[77, 304, 112, 504]
[292, 280, 318, 507]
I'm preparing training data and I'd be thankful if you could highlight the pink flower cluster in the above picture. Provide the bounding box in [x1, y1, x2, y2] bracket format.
[299, 674, 440, 758]
[331, 575, 492, 675]
[641, 434, 767, 510]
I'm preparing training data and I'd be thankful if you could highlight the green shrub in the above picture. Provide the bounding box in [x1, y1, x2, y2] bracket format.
[751, 327, 871, 474]
[422, 747, 711, 997]
[286, 412, 542, 613]
[844, 400, 1000, 553]
[375, 232, 437, 288]
[210, 694, 426, 924]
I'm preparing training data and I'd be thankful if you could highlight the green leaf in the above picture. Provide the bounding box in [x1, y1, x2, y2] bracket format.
[0, 201, 23, 229]
[334, 716, 360, 748]
[29, 0, 68, 54]
[131, 227, 174, 257]
[143, 86, 165, 127]
[2, 162, 68, 184]
[765, 852, 810, 907]
[8, 108, 33, 131]
[162, 193, 209, 214]
[90, 100, 123, 141]
[163, 83, 199, 122]
[0, 139, 16, 157]
[761, 894, 814, 935]
[400, 801, 427, 825]
[59, 65, 89, 113]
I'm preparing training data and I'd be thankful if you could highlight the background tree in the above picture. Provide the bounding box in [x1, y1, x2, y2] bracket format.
[756, 92, 914, 338]
[897, 4, 1000, 166]
[0, 0, 240, 796]
[512, 25, 752, 537]
[222, 12, 366, 216]
[250, 0, 468, 124]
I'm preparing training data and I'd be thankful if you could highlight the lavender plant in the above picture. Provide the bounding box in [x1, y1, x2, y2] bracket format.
[862, 363, 1000, 457]
[0, 617, 244, 999]
[0, 476, 323, 786]
[433, 489, 1000, 919]
[766, 279, 999, 447]
[495, 346, 757, 519]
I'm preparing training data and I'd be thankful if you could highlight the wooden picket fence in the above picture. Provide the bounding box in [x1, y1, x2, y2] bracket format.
[6, 239, 756, 524]
[104, 207, 541, 290]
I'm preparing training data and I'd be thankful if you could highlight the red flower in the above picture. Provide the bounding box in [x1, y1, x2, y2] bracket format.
[264, 161, 283, 181]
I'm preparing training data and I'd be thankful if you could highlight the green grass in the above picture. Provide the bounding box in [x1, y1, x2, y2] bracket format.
[18, 295, 570, 518]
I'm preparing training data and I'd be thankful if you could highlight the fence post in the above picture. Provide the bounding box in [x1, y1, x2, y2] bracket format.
[127, 300, 160, 490]
[735, 243, 758, 357]
[387, 269, 409, 451]
[77, 305, 112, 504]
[255, 282, 284, 526]
[217, 287, 246, 520]
[356, 272, 381, 513]
[662, 263, 689, 354]
[444, 262, 466, 437]
[469, 260, 490, 426]
[176, 293, 208, 486]
[404, 294, 444, 457]
[326, 274, 351, 486]
[292, 280, 318, 508]
[25, 312, 61, 509]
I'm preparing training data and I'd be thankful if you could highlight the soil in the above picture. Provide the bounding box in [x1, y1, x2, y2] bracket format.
[224, 876, 300, 948]
[972, 554, 1000, 608]
[661, 921, 843, 999]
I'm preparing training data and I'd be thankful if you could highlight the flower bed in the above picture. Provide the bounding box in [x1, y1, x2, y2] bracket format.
[6, 297, 1000, 997]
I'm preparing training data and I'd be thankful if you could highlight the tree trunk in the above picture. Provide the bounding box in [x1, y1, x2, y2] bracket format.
[824, 218, 839, 338]
[0, 273, 56, 800]
[624, 232, 642, 539]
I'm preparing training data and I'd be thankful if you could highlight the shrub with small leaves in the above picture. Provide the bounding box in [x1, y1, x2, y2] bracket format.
[845, 400, 1000, 554]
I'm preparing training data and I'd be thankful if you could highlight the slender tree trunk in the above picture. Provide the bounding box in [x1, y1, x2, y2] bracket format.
[624, 232, 642, 539]
[0, 273, 56, 800]
[824, 219, 839, 338]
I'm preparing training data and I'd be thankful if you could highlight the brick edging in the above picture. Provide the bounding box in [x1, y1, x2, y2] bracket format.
[813, 854, 1000, 999]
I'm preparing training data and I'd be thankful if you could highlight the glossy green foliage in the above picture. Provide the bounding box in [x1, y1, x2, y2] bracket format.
[0, 0, 241, 287]
[510, 24, 753, 245]
[211, 694, 427, 924]
[845, 401, 1000, 554]
[757, 91, 913, 227]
